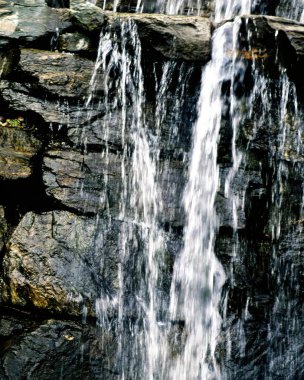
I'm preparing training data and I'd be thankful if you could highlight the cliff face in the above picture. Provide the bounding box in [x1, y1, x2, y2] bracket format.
[0, 0, 303, 379]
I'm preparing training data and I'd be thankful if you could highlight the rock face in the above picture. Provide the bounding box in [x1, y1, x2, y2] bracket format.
[43, 148, 185, 225]
[0, 121, 42, 180]
[0, 0, 303, 379]
[0, 313, 118, 380]
[19, 49, 98, 99]
[107, 13, 212, 61]
[0, 0, 71, 42]
[2, 211, 120, 317]
[1, 211, 180, 317]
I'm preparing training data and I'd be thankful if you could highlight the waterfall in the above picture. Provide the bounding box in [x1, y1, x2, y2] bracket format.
[85, 0, 304, 379]
[276, 0, 304, 21]
[217, 10, 304, 380]
[167, 22, 233, 380]
[215, 0, 251, 21]
[87, 19, 175, 379]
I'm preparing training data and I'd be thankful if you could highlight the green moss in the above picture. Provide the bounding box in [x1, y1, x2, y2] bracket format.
[0, 117, 24, 129]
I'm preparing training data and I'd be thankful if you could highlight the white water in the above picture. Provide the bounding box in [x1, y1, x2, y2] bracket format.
[276, 0, 304, 21]
[83, 0, 304, 378]
[215, 0, 251, 22]
[167, 16, 254, 378]
[90, 20, 169, 379]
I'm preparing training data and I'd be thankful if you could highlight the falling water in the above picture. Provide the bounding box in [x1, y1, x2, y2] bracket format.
[215, 0, 251, 21]
[276, 0, 304, 21]
[218, 12, 304, 379]
[88, 19, 171, 379]
[155, 0, 203, 15]
[84, 0, 304, 379]
[167, 18, 252, 379]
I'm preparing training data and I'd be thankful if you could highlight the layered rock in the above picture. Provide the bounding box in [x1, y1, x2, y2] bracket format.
[43, 148, 185, 226]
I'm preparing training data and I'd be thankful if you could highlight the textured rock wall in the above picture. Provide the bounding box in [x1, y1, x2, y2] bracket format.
[0, 0, 303, 378]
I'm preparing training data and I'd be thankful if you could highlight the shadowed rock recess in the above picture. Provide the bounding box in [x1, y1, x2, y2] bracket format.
[0, 0, 303, 379]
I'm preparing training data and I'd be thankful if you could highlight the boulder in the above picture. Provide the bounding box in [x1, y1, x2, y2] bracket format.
[0, 0, 72, 43]
[107, 12, 212, 61]
[70, 1, 211, 61]
[57, 31, 93, 53]
[70, 0, 107, 33]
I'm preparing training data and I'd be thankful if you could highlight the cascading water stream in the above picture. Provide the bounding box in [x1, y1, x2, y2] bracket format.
[84, 0, 304, 379]
[217, 10, 304, 379]
[276, 0, 304, 21]
[87, 19, 171, 379]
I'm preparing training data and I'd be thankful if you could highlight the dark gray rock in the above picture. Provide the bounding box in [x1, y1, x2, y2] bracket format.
[46, 0, 70, 8]
[0, 0, 72, 43]
[0, 81, 102, 125]
[1, 211, 120, 317]
[19, 48, 100, 99]
[70, 0, 107, 33]
[1, 210, 180, 318]
[0, 316, 119, 380]
[43, 148, 186, 226]
[107, 12, 211, 61]
[0, 45, 19, 79]
[0, 314, 25, 338]
[265, 16, 304, 58]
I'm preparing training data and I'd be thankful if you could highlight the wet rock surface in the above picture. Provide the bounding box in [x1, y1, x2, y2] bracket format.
[19, 48, 99, 99]
[0, 311, 119, 380]
[43, 148, 186, 226]
[2, 211, 119, 317]
[0, 0, 303, 378]
[1, 210, 180, 316]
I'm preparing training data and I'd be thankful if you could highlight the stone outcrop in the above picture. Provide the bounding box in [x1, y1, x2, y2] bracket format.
[106, 12, 212, 61]
[0, 0, 71, 43]
[1, 210, 180, 316]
